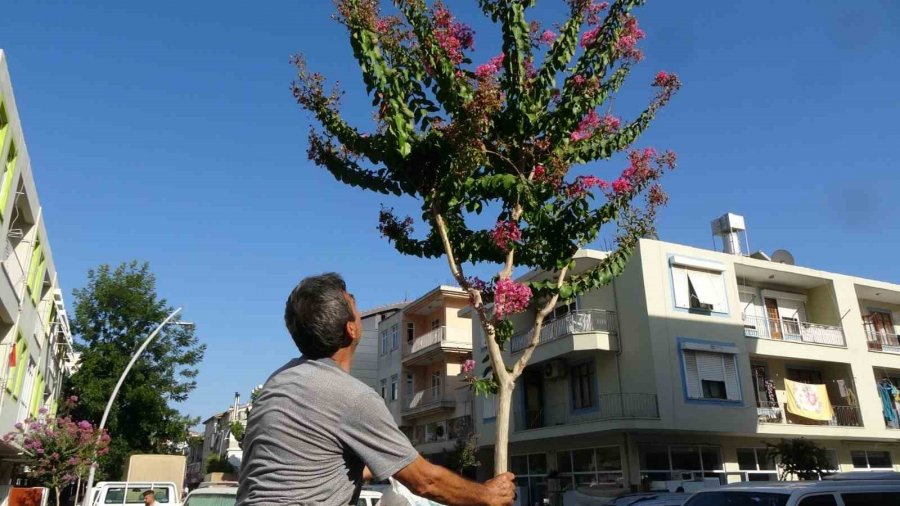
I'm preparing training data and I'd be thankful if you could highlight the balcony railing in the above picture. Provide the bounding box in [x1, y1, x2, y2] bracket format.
[2, 240, 27, 298]
[865, 329, 900, 352]
[514, 393, 658, 431]
[408, 415, 473, 445]
[404, 326, 470, 358]
[756, 401, 862, 427]
[510, 310, 617, 354]
[743, 314, 845, 347]
[402, 385, 453, 413]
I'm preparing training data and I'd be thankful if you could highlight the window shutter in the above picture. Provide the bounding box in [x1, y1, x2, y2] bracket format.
[683, 350, 701, 399]
[724, 355, 741, 400]
[697, 352, 726, 382]
[672, 267, 690, 309]
[687, 270, 720, 308]
[708, 272, 729, 313]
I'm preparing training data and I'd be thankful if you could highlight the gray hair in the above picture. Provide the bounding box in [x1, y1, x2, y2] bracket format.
[284, 273, 355, 359]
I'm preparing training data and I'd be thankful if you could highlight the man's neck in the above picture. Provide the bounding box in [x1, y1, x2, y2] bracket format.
[330, 347, 354, 373]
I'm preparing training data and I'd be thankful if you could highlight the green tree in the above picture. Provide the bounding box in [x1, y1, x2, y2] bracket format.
[294, 0, 679, 472]
[767, 438, 833, 481]
[64, 262, 206, 478]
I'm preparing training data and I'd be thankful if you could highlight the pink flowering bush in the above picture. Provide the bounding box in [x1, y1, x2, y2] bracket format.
[4, 397, 110, 506]
[295, 0, 681, 473]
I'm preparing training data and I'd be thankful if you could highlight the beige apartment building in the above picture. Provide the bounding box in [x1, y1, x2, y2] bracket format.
[375, 286, 475, 465]
[0, 50, 77, 500]
[469, 214, 900, 504]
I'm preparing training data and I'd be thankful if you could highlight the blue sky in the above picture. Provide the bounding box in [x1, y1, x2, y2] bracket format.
[2, 1, 899, 422]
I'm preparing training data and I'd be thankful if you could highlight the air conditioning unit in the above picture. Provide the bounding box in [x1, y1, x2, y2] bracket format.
[544, 360, 567, 380]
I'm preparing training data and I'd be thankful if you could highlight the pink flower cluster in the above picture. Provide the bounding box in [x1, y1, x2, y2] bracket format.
[494, 279, 533, 319]
[580, 26, 602, 48]
[653, 71, 680, 88]
[462, 359, 476, 374]
[475, 54, 504, 79]
[570, 111, 621, 141]
[374, 18, 391, 34]
[565, 175, 609, 198]
[605, 148, 677, 197]
[491, 220, 522, 252]
[616, 17, 645, 62]
[539, 30, 557, 45]
[586, 1, 610, 25]
[434, 5, 475, 65]
[377, 207, 414, 241]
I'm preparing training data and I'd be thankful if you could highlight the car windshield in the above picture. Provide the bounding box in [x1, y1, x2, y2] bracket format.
[184, 494, 237, 506]
[685, 491, 789, 506]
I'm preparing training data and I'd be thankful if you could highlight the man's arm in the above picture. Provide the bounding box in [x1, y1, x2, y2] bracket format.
[394, 456, 515, 506]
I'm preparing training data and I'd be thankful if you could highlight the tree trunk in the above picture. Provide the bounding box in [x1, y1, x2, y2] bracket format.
[493, 381, 514, 474]
[55, 487, 61, 506]
[74, 476, 82, 506]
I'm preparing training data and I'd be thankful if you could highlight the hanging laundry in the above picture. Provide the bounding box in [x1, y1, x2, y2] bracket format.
[765, 379, 777, 403]
[785, 379, 834, 421]
[877, 382, 898, 423]
[837, 379, 848, 398]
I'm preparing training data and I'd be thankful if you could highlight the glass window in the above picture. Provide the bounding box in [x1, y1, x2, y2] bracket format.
[671, 447, 701, 471]
[104, 488, 125, 504]
[390, 375, 398, 401]
[866, 451, 892, 469]
[529, 454, 548, 475]
[571, 362, 595, 410]
[685, 491, 789, 506]
[640, 446, 670, 470]
[572, 449, 595, 473]
[841, 492, 900, 506]
[596, 447, 621, 471]
[391, 324, 399, 350]
[511, 455, 529, 475]
[701, 447, 723, 471]
[557, 447, 624, 493]
[701, 380, 727, 399]
[797, 495, 837, 506]
[406, 322, 415, 343]
[379, 379, 387, 400]
[557, 451, 573, 474]
[737, 449, 757, 470]
[185, 495, 237, 506]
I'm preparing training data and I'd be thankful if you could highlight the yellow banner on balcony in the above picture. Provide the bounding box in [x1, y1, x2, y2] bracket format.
[785, 379, 834, 421]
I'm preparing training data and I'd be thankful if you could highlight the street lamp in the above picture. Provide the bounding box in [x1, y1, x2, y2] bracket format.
[82, 307, 194, 506]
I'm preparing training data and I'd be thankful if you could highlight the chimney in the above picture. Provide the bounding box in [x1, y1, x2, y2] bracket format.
[232, 392, 240, 418]
[711, 213, 747, 255]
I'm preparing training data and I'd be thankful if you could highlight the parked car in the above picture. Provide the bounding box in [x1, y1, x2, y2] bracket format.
[91, 481, 181, 506]
[608, 492, 690, 506]
[683, 472, 900, 506]
[183, 482, 238, 506]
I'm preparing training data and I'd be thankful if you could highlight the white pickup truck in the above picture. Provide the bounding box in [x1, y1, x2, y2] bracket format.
[91, 481, 181, 506]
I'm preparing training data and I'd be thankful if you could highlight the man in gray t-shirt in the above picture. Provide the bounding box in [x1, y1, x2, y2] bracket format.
[237, 273, 515, 506]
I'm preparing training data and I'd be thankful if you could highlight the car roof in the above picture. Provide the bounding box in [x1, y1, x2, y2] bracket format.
[188, 487, 239, 495]
[698, 478, 900, 494]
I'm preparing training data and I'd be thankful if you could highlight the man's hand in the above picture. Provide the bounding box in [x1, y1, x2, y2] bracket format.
[484, 472, 516, 506]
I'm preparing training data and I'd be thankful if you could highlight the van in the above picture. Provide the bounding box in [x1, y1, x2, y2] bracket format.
[683, 472, 900, 506]
[91, 481, 181, 506]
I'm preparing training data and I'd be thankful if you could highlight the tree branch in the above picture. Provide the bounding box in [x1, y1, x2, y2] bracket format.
[512, 264, 569, 378]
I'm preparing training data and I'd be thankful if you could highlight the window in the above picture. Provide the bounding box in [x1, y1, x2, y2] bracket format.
[570, 361, 596, 410]
[431, 371, 442, 395]
[390, 375, 398, 401]
[482, 394, 497, 420]
[431, 318, 441, 330]
[26, 238, 46, 305]
[798, 495, 838, 506]
[557, 446, 623, 490]
[380, 330, 388, 355]
[405, 373, 414, 396]
[511, 453, 549, 505]
[391, 324, 399, 351]
[682, 348, 740, 401]
[0, 139, 16, 216]
[547, 300, 577, 322]
[841, 492, 900, 506]
[736, 448, 777, 481]
[379, 379, 387, 400]
[639, 445, 725, 485]
[406, 322, 415, 344]
[851, 450, 892, 470]
[671, 259, 727, 313]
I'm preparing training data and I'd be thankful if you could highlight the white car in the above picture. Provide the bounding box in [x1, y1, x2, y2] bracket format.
[683, 472, 900, 506]
[182, 483, 381, 506]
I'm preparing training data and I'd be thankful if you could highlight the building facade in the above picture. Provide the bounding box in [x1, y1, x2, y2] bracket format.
[469, 220, 900, 504]
[375, 286, 475, 465]
[0, 50, 77, 500]
[193, 394, 249, 487]
[353, 303, 406, 391]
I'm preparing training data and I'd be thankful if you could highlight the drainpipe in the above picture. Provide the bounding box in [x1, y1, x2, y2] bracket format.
[611, 277, 626, 418]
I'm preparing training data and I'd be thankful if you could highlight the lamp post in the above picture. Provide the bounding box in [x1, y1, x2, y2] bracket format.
[82, 307, 194, 506]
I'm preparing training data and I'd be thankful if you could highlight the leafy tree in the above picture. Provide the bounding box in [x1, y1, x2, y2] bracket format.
[206, 454, 235, 474]
[3, 398, 111, 506]
[293, 0, 680, 472]
[444, 436, 481, 477]
[229, 421, 245, 443]
[767, 438, 834, 481]
[64, 262, 206, 478]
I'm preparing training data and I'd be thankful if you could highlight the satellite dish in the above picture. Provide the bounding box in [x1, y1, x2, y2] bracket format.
[771, 249, 795, 265]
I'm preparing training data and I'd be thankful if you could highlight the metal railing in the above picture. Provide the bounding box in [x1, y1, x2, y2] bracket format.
[756, 401, 862, 427]
[404, 326, 471, 357]
[865, 329, 900, 351]
[513, 393, 658, 431]
[402, 385, 452, 413]
[510, 310, 618, 353]
[742, 314, 845, 347]
[408, 415, 473, 445]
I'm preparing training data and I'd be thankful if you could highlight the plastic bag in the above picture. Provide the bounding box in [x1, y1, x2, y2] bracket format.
[378, 478, 445, 506]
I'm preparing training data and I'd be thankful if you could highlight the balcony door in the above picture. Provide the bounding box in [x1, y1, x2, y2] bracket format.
[787, 368, 823, 385]
[522, 368, 544, 429]
[764, 298, 782, 340]
[868, 312, 894, 337]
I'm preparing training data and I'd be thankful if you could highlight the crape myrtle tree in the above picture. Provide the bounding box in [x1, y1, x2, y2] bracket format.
[293, 0, 680, 473]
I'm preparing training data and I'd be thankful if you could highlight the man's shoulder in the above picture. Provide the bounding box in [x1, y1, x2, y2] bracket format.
[267, 358, 375, 397]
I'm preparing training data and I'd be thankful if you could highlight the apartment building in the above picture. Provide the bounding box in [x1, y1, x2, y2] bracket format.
[0, 51, 77, 500]
[469, 214, 900, 504]
[375, 286, 475, 464]
[353, 302, 406, 391]
[197, 394, 249, 482]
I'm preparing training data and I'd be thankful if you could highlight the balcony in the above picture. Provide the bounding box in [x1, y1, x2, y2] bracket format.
[756, 400, 861, 427]
[866, 329, 900, 353]
[408, 415, 473, 445]
[514, 393, 658, 432]
[402, 326, 471, 365]
[510, 309, 617, 355]
[402, 385, 456, 417]
[743, 314, 845, 347]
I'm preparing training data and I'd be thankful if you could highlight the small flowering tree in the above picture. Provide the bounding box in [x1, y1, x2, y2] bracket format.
[294, 0, 680, 473]
[3, 398, 111, 506]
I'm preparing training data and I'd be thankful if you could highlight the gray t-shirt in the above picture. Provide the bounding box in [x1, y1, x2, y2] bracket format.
[236, 357, 419, 505]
